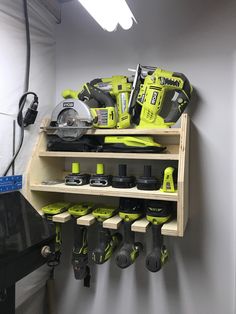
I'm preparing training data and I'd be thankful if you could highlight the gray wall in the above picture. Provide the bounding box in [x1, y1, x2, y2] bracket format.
[0, 1, 56, 313]
[54, 0, 236, 314]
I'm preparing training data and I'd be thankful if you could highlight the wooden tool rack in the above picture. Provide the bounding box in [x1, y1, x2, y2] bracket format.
[24, 113, 190, 237]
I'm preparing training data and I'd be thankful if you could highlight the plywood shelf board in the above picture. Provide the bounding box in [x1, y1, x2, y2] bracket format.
[161, 219, 178, 236]
[41, 118, 181, 136]
[101, 216, 177, 236]
[38, 151, 179, 160]
[43, 211, 177, 236]
[85, 128, 181, 135]
[103, 215, 122, 229]
[30, 183, 178, 201]
[131, 218, 150, 233]
[77, 214, 96, 226]
[52, 212, 71, 223]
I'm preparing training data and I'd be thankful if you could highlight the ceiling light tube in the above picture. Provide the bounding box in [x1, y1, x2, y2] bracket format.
[78, 0, 137, 32]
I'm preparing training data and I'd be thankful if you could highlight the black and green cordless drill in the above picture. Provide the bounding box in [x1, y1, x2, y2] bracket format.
[41, 202, 72, 267]
[68, 203, 94, 287]
[92, 207, 122, 264]
[145, 200, 172, 272]
[116, 198, 144, 269]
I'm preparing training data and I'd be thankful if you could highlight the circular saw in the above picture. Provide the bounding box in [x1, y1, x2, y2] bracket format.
[46, 99, 94, 140]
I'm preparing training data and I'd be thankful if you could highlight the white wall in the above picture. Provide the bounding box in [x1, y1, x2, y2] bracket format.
[55, 1, 236, 314]
[0, 0, 56, 176]
[0, 1, 56, 313]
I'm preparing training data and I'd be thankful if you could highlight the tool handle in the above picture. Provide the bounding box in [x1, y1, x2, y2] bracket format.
[97, 222, 111, 246]
[55, 223, 62, 252]
[92, 221, 112, 264]
[72, 218, 90, 283]
[146, 224, 163, 272]
[73, 221, 87, 251]
[164, 90, 189, 123]
[123, 221, 135, 244]
[152, 224, 163, 248]
[116, 221, 142, 268]
[79, 83, 115, 108]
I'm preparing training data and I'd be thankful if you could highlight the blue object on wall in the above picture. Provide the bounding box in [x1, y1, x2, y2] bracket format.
[0, 175, 23, 192]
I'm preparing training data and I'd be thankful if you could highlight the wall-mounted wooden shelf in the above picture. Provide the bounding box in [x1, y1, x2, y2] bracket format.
[85, 128, 181, 136]
[38, 151, 179, 160]
[30, 183, 178, 201]
[35, 211, 178, 236]
[24, 113, 190, 237]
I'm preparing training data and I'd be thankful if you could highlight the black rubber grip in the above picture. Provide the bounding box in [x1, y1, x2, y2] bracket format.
[92, 222, 112, 264]
[90, 78, 103, 85]
[74, 222, 87, 250]
[80, 83, 115, 108]
[124, 221, 135, 244]
[164, 90, 189, 123]
[146, 224, 163, 272]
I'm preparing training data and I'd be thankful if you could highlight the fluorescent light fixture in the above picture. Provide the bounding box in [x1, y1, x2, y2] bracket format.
[78, 0, 137, 32]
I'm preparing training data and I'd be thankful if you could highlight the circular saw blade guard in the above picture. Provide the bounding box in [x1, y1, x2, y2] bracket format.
[47, 99, 94, 140]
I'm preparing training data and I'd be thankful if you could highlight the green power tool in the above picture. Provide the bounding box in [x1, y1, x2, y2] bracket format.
[62, 83, 117, 128]
[103, 136, 166, 153]
[116, 198, 144, 269]
[68, 202, 94, 287]
[145, 200, 172, 272]
[62, 75, 133, 129]
[41, 202, 72, 266]
[92, 207, 122, 264]
[90, 76, 132, 128]
[160, 166, 177, 193]
[129, 64, 193, 128]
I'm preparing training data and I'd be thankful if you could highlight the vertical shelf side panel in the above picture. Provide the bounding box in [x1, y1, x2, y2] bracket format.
[23, 124, 65, 211]
[177, 113, 190, 236]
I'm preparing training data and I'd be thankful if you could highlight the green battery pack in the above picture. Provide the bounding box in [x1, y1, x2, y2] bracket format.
[68, 202, 94, 217]
[41, 202, 72, 215]
[92, 207, 117, 222]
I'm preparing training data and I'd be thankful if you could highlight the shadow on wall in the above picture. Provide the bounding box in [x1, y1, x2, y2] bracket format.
[161, 89, 209, 313]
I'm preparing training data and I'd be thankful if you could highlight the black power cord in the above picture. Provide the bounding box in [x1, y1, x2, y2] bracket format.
[23, 0, 30, 92]
[2, 0, 39, 176]
[3, 93, 39, 176]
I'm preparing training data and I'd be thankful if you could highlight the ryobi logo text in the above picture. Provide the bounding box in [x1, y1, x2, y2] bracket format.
[160, 77, 180, 87]
[63, 102, 74, 108]
[151, 91, 158, 105]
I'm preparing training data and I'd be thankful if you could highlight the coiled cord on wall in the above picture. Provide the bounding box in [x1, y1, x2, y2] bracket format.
[2, 0, 39, 176]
